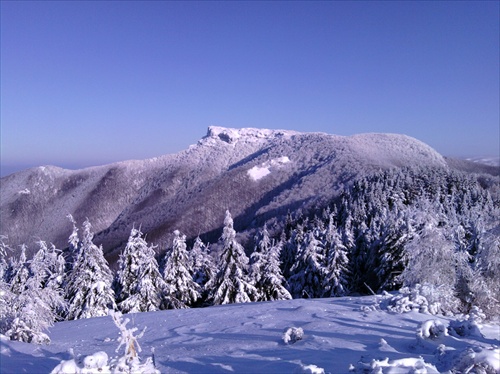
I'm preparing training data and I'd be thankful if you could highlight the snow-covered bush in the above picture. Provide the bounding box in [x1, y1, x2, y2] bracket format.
[451, 346, 500, 374]
[448, 306, 485, 338]
[417, 319, 448, 341]
[83, 351, 109, 371]
[283, 326, 304, 344]
[383, 284, 459, 315]
[51, 310, 159, 374]
[414, 319, 451, 351]
[108, 310, 159, 374]
[353, 357, 439, 373]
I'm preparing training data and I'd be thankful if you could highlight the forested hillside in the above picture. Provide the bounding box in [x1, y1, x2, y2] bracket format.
[1, 163, 498, 346]
[1, 127, 457, 260]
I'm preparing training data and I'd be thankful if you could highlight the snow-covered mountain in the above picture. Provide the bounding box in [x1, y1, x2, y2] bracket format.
[0, 126, 487, 259]
[1, 295, 498, 373]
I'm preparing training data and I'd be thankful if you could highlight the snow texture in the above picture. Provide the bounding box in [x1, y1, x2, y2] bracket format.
[1, 295, 499, 374]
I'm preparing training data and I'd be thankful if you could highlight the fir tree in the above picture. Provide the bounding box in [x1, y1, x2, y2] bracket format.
[322, 220, 350, 297]
[115, 227, 149, 305]
[209, 211, 257, 305]
[7, 244, 30, 295]
[3, 245, 60, 344]
[29, 241, 67, 319]
[190, 236, 216, 305]
[257, 238, 292, 301]
[117, 227, 165, 313]
[0, 235, 10, 281]
[66, 219, 116, 320]
[190, 236, 215, 286]
[162, 230, 201, 308]
[249, 224, 271, 299]
[288, 230, 327, 298]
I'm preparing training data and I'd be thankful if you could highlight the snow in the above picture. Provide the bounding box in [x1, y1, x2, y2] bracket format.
[1, 295, 498, 374]
[247, 166, 271, 181]
[466, 156, 500, 167]
[206, 126, 299, 144]
[247, 156, 291, 181]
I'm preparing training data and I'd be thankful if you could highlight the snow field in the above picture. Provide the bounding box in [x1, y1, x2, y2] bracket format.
[2, 295, 498, 373]
[247, 156, 291, 181]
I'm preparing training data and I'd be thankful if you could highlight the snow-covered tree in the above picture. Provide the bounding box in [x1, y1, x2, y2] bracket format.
[288, 230, 327, 298]
[209, 211, 257, 305]
[67, 214, 80, 259]
[397, 211, 462, 313]
[2, 243, 63, 344]
[249, 224, 271, 297]
[7, 244, 30, 295]
[0, 235, 10, 281]
[29, 241, 67, 318]
[162, 230, 201, 308]
[322, 221, 350, 297]
[66, 219, 116, 320]
[118, 228, 165, 313]
[190, 236, 216, 305]
[256, 238, 292, 301]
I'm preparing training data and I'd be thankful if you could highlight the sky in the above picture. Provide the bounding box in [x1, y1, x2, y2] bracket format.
[1, 1, 499, 176]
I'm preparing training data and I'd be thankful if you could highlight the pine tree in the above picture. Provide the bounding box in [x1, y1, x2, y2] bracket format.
[66, 219, 116, 320]
[209, 211, 257, 305]
[162, 230, 201, 308]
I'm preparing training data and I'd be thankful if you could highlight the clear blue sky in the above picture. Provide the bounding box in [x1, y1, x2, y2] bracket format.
[1, 1, 499, 176]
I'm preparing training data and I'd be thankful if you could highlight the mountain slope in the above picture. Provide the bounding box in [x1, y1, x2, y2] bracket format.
[0, 127, 449, 258]
[1, 295, 498, 373]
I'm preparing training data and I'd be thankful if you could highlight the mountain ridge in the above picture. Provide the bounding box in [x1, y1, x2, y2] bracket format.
[0, 127, 491, 259]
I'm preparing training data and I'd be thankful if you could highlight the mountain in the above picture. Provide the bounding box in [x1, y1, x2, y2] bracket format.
[0, 126, 485, 260]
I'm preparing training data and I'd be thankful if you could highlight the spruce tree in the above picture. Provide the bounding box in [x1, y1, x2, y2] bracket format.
[258, 238, 292, 301]
[249, 224, 271, 300]
[66, 219, 116, 320]
[115, 227, 153, 308]
[190, 236, 216, 305]
[119, 230, 165, 313]
[3, 244, 60, 344]
[288, 230, 327, 299]
[323, 221, 350, 297]
[162, 230, 200, 308]
[209, 211, 257, 305]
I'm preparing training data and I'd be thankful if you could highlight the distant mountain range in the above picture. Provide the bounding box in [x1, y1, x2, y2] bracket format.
[1, 127, 498, 260]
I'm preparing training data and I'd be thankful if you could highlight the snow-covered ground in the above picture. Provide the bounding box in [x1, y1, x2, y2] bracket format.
[1, 295, 498, 373]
